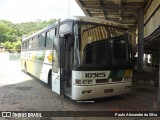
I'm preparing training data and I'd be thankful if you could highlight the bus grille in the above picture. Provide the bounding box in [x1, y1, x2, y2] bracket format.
[96, 79, 108, 83]
[112, 78, 122, 82]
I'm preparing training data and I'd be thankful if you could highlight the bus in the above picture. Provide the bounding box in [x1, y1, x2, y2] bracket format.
[21, 16, 133, 100]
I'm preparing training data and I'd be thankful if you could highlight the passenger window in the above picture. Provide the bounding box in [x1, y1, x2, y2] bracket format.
[31, 37, 38, 49]
[46, 29, 55, 47]
[38, 33, 45, 48]
[29, 39, 32, 49]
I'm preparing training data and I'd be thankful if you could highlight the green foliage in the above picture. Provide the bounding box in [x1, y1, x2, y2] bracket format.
[0, 21, 18, 43]
[0, 19, 57, 52]
[2, 40, 21, 53]
[2, 41, 13, 49]
[15, 19, 57, 36]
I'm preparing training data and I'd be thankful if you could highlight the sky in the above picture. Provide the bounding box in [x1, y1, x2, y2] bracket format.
[0, 0, 85, 23]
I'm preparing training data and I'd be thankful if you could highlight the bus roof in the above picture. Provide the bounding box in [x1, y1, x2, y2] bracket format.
[22, 16, 128, 41]
[61, 16, 127, 27]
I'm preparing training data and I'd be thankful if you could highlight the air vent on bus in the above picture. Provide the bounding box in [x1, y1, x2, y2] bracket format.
[112, 78, 122, 82]
[96, 79, 108, 83]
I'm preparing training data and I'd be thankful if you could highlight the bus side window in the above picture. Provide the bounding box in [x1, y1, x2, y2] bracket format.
[46, 32, 50, 47]
[50, 29, 55, 46]
[55, 28, 57, 36]
[31, 37, 38, 49]
[26, 40, 29, 50]
[22, 42, 24, 50]
[22, 42, 25, 50]
[29, 39, 32, 49]
[25, 40, 29, 50]
[38, 33, 45, 49]
[46, 29, 55, 48]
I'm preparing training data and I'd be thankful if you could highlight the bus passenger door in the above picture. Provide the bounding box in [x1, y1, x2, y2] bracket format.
[52, 37, 61, 94]
[60, 34, 73, 97]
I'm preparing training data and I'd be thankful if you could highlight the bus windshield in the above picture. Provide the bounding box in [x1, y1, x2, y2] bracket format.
[74, 23, 131, 68]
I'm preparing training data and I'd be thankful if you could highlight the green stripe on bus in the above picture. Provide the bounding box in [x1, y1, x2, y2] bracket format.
[109, 70, 118, 78]
[109, 70, 125, 78]
[117, 70, 125, 78]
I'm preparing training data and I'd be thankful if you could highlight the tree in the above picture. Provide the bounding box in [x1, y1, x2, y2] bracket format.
[15, 19, 57, 36]
[0, 21, 18, 43]
[0, 18, 57, 52]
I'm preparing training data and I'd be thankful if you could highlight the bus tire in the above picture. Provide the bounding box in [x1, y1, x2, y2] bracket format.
[48, 70, 52, 89]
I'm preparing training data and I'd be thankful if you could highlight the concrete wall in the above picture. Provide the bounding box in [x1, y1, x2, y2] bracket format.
[144, 0, 160, 37]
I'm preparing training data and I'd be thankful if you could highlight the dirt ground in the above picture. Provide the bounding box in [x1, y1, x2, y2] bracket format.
[0, 61, 159, 120]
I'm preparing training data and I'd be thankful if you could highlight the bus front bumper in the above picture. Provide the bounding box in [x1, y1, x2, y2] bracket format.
[71, 82, 132, 100]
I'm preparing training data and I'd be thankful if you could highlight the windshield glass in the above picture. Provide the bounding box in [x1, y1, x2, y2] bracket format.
[74, 22, 131, 68]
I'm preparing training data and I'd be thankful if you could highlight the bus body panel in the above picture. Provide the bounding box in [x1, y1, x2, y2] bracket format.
[71, 70, 132, 100]
[72, 82, 132, 100]
[21, 50, 52, 83]
[52, 71, 61, 94]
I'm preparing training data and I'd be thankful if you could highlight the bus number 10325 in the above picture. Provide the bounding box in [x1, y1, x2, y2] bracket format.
[85, 73, 106, 78]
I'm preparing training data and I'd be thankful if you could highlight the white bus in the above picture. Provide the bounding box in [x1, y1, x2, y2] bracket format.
[21, 16, 133, 100]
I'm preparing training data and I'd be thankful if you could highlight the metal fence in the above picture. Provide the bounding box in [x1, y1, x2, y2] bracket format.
[0, 53, 20, 61]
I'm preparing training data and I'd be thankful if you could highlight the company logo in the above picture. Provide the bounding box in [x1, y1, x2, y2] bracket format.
[2, 112, 11, 117]
[85, 72, 106, 78]
[47, 53, 52, 63]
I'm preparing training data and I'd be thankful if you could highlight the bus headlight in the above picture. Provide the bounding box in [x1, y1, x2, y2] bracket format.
[75, 79, 81, 84]
[88, 80, 93, 84]
[83, 80, 88, 84]
[123, 77, 131, 81]
[75, 79, 94, 85]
